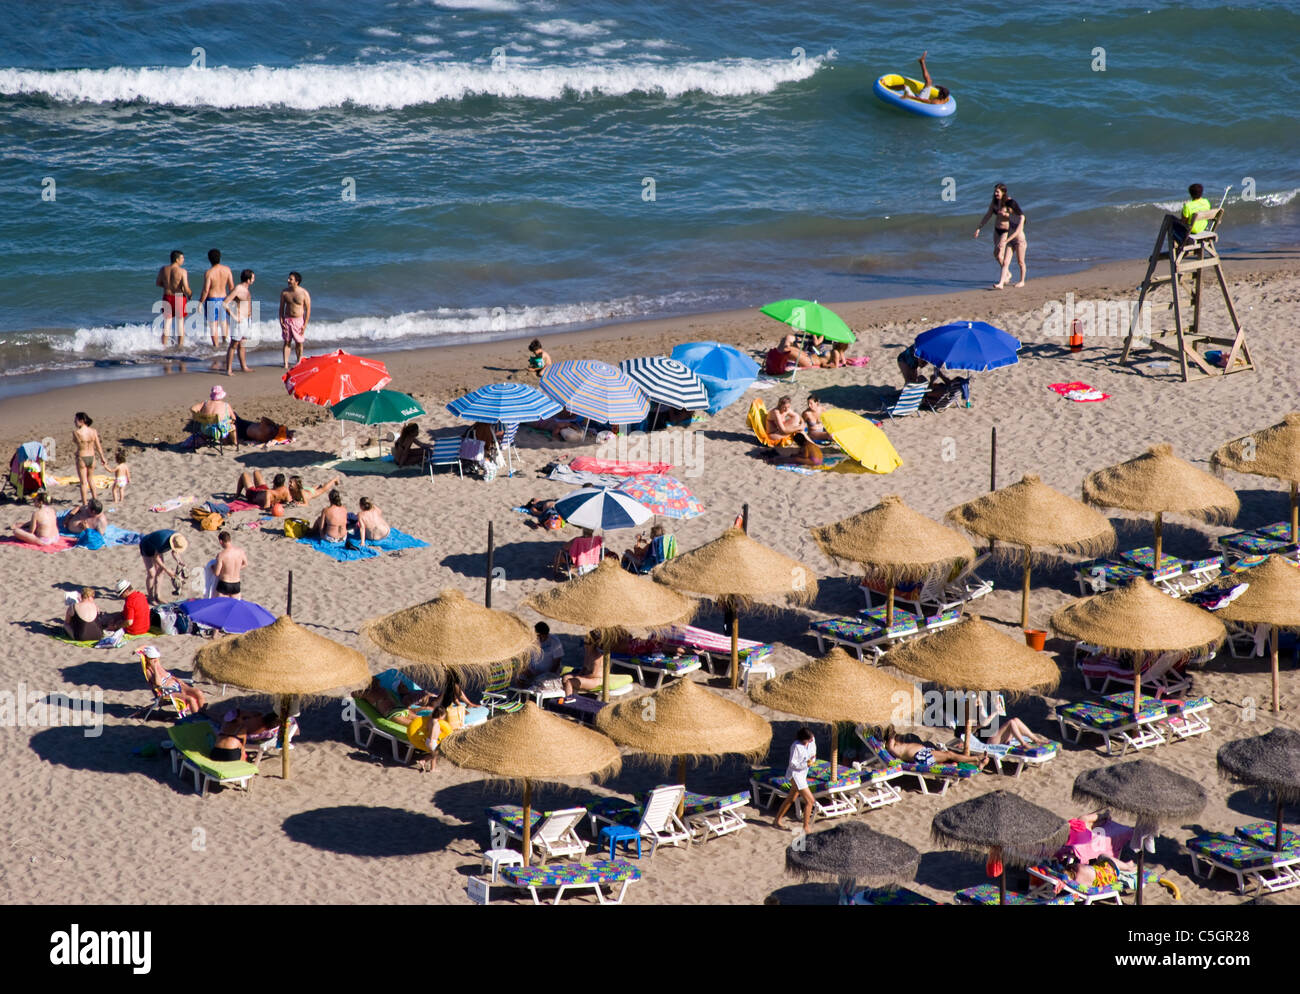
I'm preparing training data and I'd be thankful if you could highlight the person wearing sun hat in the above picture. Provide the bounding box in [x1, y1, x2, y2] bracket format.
[137, 645, 205, 715]
[189, 384, 238, 447]
[102, 578, 151, 635]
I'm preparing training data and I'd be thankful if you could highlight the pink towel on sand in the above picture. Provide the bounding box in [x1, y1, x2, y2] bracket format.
[2, 535, 76, 553]
[1049, 382, 1111, 402]
[225, 499, 259, 512]
[569, 457, 673, 474]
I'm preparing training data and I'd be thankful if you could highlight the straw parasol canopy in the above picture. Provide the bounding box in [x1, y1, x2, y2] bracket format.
[653, 527, 817, 688]
[194, 615, 370, 779]
[1211, 413, 1300, 541]
[811, 496, 974, 627]
[439, 702, 622, 865]
[785, 822, 921, 901]
[931, 791, 1069, 906]
[361, 588, 535, 679]
[750, 646, 916, 774]
[1210, 555, 1300, 712]
[595, 678, 771, 767]
[1218, 727, 1300, 853]
[525, 556, 697, 700]
[1082, 443, 1239, 562]
[946, 474, 1116, 628]
[1073, 759, 1207, 904]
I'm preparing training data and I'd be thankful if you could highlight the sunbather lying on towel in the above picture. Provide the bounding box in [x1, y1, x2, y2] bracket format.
[358, 675, 437, 725]
[63, 498, 108, 535]
[234, 416, 294, 444]
[885, 729, 989, 769]
[519, 498, 563, 530]
[765, 432, 823, 468]
[532, 411, 582, 441]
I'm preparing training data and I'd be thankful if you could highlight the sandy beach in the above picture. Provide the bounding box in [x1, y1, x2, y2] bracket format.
[3, 251, 1299, 907]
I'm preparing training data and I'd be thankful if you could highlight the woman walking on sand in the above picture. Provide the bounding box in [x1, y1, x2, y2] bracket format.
[72, 412, 109, 505]
[773, 727, 818, 835]
[974, 183, 1028, 288]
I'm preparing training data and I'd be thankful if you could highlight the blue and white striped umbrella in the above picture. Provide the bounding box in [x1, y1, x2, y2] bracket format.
[539, 360, 649, 425]
[618, 356, 710, 411]
[555, 488, 653, 532]
[446, 382, 561, 424]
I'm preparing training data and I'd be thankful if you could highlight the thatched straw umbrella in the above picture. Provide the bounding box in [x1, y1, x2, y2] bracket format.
[194, 616, 370, 780]
[931, 790, 1069, 905]
[1082, 443, 1239, 564]
[1050, 578, 1225, 717]
[811, 495, 975, 629]
[653, 527, 817, 689]
[596, 678, 770, 814]
[750, 646, 915, 775]
[1209, 555, 1300, 713]
[1218, 727, 1300, 853]
[1073, 759, 1207, 905]
[785, 822, 921, 904]
[946, 473, 1116, 629]
[883, 616, 1060, 754]
[525, 557, 696, 701]
[439, 702, 620, 865]
[1211, 413, 1300, 542]
[361, 588, 535, 682]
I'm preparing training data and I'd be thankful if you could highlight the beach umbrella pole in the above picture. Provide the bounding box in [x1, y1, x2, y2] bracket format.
[279, 694, 292, 780]
[742, 503, 749, 533]
[886, 585, 895, 629]
[286, 570, 293, 617]
[829, 722, 838, 778]
[989, 427, 997, 557]
[1153, 511, 1163, 565]
[522, 780, 533, 867]
[1021, 548, 1032, 630]
[1291, 482, 1298, 544]
[729, 612, 740, 690]
[676, 756, 687, 818]
[485, 522, 495, 609]
[963, 693, 975, 756]
[1276, 797, 1285, 853]
[1271, 625, 1280, 714]
[602, 650, 610, 702]
[1136, 847, 1146, 906]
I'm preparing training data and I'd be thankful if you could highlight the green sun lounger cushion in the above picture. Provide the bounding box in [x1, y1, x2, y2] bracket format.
[353, 696, 413, 740]
[167, 723, 259, 780]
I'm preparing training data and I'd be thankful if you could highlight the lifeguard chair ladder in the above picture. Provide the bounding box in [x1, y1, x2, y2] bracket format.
[1119, 209, 1254, 381]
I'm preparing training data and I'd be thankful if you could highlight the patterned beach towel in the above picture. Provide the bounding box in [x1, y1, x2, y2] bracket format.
[1049, 382, 1111, 402]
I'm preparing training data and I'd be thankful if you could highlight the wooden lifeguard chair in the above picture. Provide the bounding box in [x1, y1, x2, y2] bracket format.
[1119, 208, 1254, 381]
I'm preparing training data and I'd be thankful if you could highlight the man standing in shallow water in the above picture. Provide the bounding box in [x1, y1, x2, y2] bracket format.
[200, 248, 234, 348]
[156, 250, 191, 347]
[278, 271, 311, 370]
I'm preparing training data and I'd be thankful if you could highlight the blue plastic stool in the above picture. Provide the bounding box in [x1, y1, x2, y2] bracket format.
[598, 824, 642, 860]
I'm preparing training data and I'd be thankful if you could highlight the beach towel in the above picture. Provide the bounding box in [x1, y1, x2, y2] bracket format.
[220, 498, 259, 513]
[774, 453, 850, 476]
[150, 495, 195, 513]
[327, 458, 412, 476]
[297, 528, 429, 561]
[546, 465, 626, 488]
[844, 356, 870, 367]
[1049, 382, 1111, 403]
[569, 457, 673, 475]
[2, 535, 76, 553]
[47, 628, 152, 648]
[51, 474, 112, 490]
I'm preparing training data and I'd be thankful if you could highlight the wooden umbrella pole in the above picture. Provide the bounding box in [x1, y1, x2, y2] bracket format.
[886, 584, 895, 629]
[286, 570, 293, 617]
[677, 756, 687, 818]
[521, 780, 533, 867]
[988, 426, 997, 557]
[1133, 657, 1142, 720]
[999, 861, 1007, 906]
[280, 694, 292, 780]
[1276, 797, 1286, 853]
[1021, 548, 1032, 630]
[485, 521, 495, 608]
[729, 612, 741, 690]
[1292, 482, 1298, 544]
[741, 503, 750, 533]
[963, 692, 975, 756]
[602, 650, 611, 702]
[829, 722, 838, 778]
[1135, 847, 1146, 906]
[1153, 511, 1163, 566]
[1271, 625, 1281, 714]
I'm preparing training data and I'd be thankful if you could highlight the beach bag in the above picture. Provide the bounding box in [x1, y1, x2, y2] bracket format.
[156, 606, 179, 636]
[283, 518, 309, 539]
[76, 527, 106, 550]
[190, 506, 224, 531]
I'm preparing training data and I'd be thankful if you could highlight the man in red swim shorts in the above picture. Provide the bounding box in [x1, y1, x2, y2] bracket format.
[279, 270, 311, 370]
[156, 249, 192, 347]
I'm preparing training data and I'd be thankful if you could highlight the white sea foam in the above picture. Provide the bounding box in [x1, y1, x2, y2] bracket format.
[1126, 188, 1298, 214]
[527, 19, 615, 39]
[0, 53, 832, 110]
[432, 0, 521, 9]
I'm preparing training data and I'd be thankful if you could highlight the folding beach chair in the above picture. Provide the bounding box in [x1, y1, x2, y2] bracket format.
[883, 381, 927, 419]
[427, 436, 465, 478]
[747, 398, 792, 447]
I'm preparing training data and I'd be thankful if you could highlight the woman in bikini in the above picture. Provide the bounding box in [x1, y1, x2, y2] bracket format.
[392, 423, 434, 467]
[210, 710, 251, 763]
[995, 199, 1028, 289]
[233, 471, 339, 509]
[73, 412, 109, 506]
[140, 646, 206, 715]
[973, 183, 1026, 288]
[884, 728, 989, 769]
[355, 496, 391, 544]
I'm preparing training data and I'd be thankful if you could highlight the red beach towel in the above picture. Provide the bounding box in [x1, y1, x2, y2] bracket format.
[569, 457, 673, 474]
[1049, 382, 1111, 403]
[2, 535, 76, 553]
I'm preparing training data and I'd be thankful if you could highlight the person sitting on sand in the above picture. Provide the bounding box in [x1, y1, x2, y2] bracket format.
[906, 50, 950, 104]
[801, 396, 833, 442]
[770, 334, 825, 374]
[63, 498, 108, 536]
[767, 432, 824, 468]
[392, 422, 435, 467]
[355, 496, 391, 544]
[826, 340, 851, 369]
[139, 645, 205, 714]
[10, 492, 59, 546]
[561, 631, 608, 699]
[766, 395, 803, 439]
[527, 338, 552, 375]
[312, 489, 349, 541]
[521, 622, 566, 691]
[102, 579, 150, 635]
[286, 475, 339, 506]
[64, 587, 104, 642]
[884, 727, 988, 769]
[234, 470, 290, 509]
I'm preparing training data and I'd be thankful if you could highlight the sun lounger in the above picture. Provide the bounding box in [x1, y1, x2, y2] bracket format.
[608, 650, 702, 689]
[1183, 832, 1300, 895]
[860, 559, 989, 615]
[1075, 557, 1184, 595]
[1097, 691, 1214, 741]
[809, 606, 962, 661]
[854, 732, 980, 795]
[1218, 528, 1299, 562]
[656, 625, 774, 676]
[167, 722, 258, 797]
[350, 696, 418, 764]
[679, 789, 752, 842]
[487, 805, 590, 864]
[955, 883, 1074, 906]
[848, 886, 939, 906]
[749, 760, 880, 820]
[468, 858, 641, 905]
[942, 730, 1059, 777]
[1079, 650, 1194, 697]
[585, 784, 692, 856]
[1027, 860, 1125, 905]
[1234, 822, 1300, 850]
[1053, 697, 1168, 756]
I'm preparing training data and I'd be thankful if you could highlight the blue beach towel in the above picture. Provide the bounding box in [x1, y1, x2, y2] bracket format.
[297, 528, 429, 561]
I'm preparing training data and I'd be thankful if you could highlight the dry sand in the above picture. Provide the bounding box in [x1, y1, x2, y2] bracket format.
[2, 251, 1299, 905]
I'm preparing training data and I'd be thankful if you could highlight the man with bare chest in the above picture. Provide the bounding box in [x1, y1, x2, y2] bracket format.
[278, 271, 311, 370]
[200, 248, 234, 348]
[155, 250, 192, 347]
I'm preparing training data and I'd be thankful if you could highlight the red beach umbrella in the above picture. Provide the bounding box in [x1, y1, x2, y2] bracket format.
[282, 350, 392, 407]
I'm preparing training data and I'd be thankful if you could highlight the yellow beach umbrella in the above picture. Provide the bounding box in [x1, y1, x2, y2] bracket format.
[821, 409, 903, 474]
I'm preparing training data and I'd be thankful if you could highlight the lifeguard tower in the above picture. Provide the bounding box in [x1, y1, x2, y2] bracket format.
[1119, 207, 1253, 381]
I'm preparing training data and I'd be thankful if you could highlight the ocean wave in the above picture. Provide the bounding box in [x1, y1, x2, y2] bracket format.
[0, 53, 832, 110]
[1121, 188, 1299, 213]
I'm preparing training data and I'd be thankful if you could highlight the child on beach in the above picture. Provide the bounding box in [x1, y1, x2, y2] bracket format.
[527, 339, 552, 375]
[111, 449, 131, 503]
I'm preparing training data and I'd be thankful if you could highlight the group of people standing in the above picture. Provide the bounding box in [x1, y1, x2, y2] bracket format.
[973, 182, 1028, 289]
[155, 249, 312, 373]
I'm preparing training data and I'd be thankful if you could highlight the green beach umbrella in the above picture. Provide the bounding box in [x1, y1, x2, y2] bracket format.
[760, 299, 855, 343]
[330, 388, 427, 426]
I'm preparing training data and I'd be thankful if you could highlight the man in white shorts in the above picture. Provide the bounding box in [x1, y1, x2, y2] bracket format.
[224, 269, 255, 376]
[773, 727, 818, 835]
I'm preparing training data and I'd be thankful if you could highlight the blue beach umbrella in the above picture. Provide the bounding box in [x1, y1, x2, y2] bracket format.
[447, 382, 561, 424]
[618, 356, 710, 412]
[181, 598, 277, 635]
[670, 341, 759, 416]
[555, 488, 653, 533]
[912, 321, 1021, 372]
[539, 360, 649, 426]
